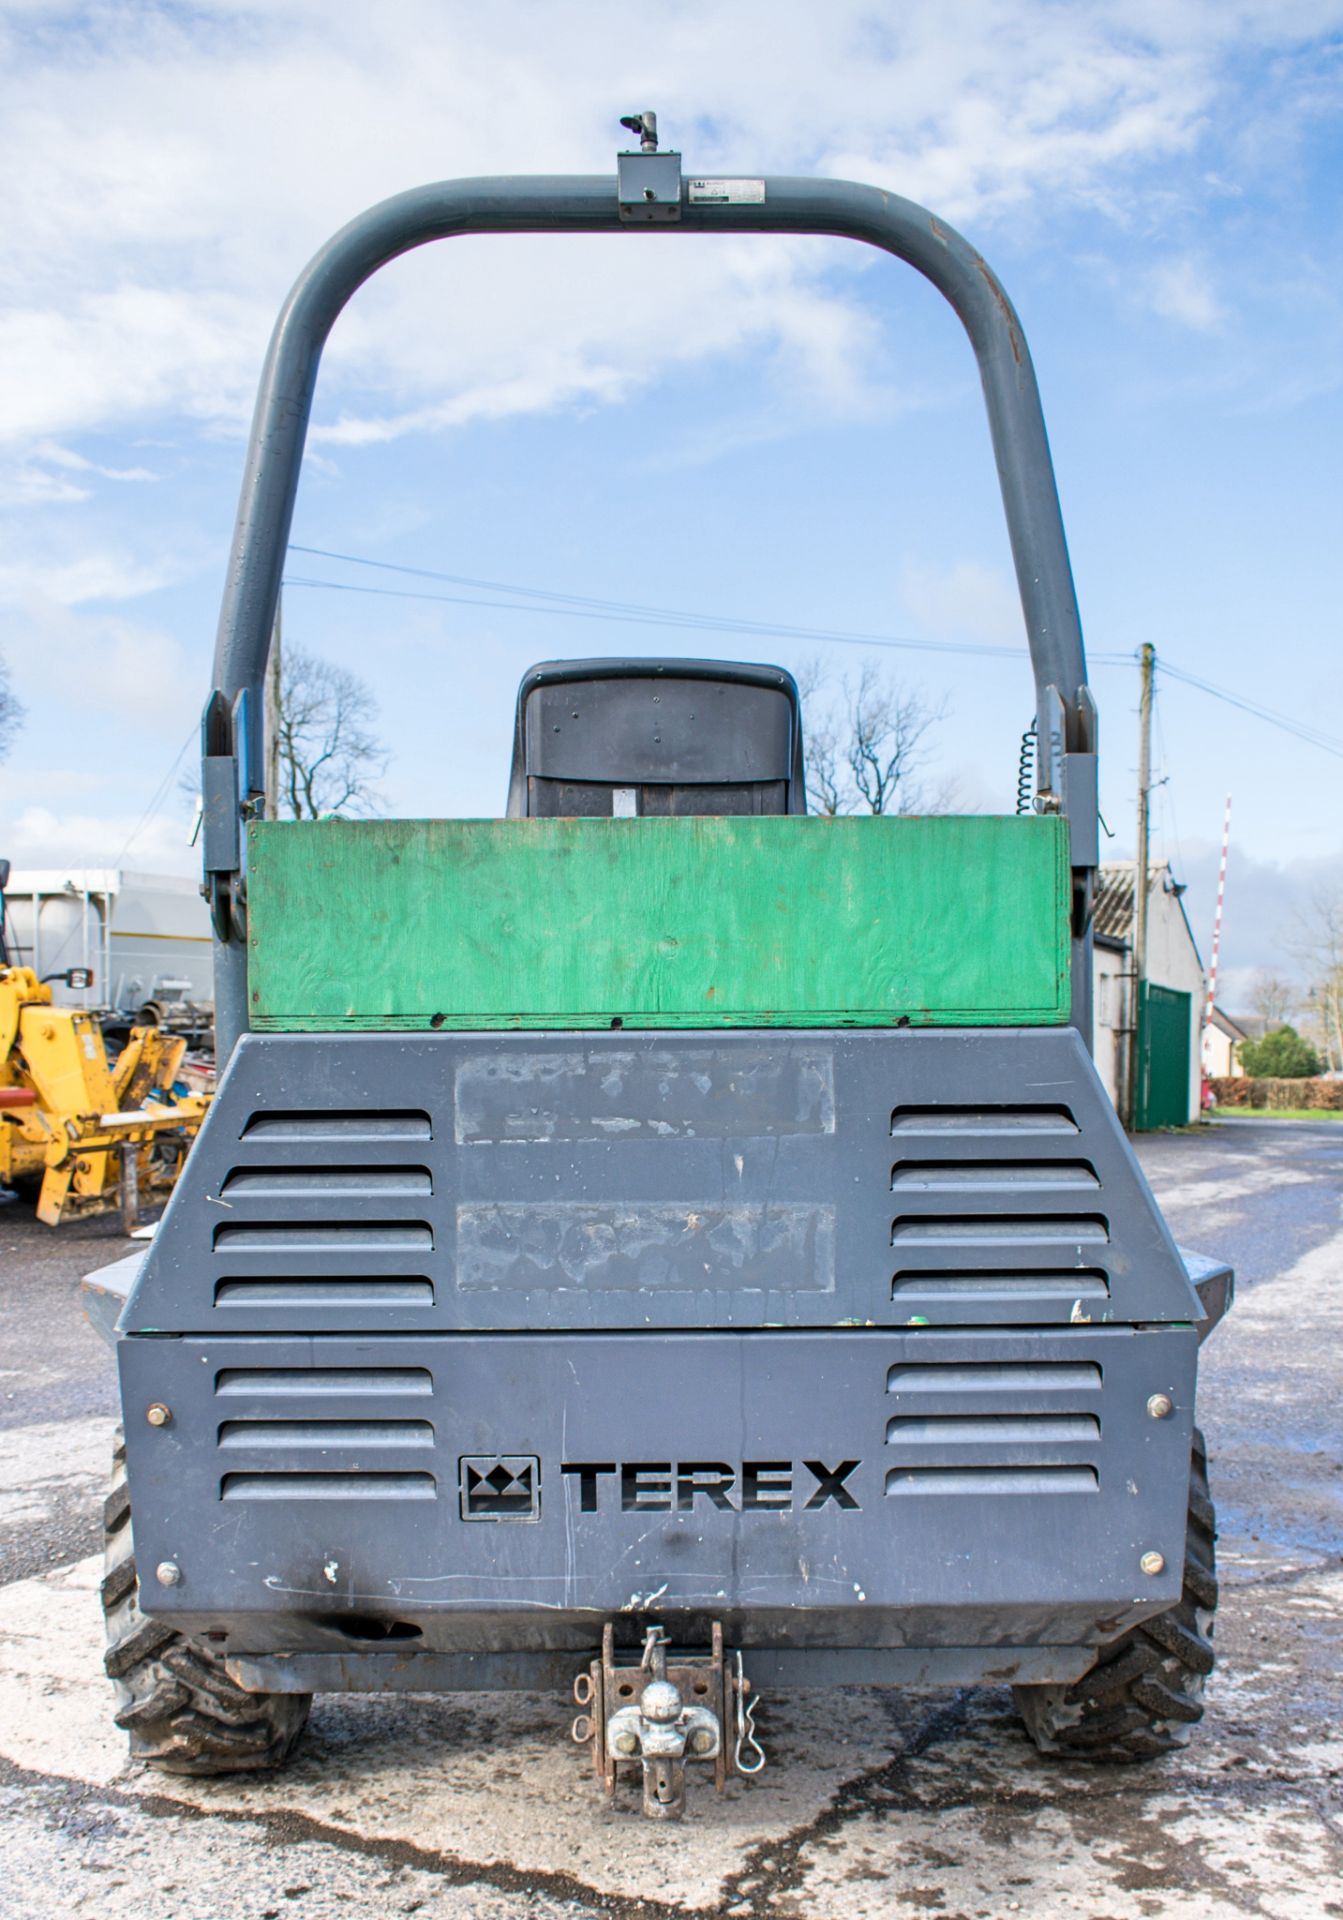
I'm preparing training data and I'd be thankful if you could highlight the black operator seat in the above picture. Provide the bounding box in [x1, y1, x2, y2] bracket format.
[506, 659, 807, 820]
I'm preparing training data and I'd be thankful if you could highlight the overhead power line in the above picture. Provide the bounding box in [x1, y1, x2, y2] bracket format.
[282, 572, 1043, 662]
[292, 542, 1025, 649]
[286, 542, 1133, 666]
[284, 541, 1343, 763]
[106, 551, 1339, 865]
[1155, 659, 1343, 760]
[110, 722, 197, 867]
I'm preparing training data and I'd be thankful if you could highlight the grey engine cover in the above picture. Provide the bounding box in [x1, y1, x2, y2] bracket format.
[119, 1027, 1204, 1652]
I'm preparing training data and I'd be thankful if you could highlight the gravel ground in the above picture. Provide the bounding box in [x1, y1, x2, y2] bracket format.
[0, 1117, 1339, 1919]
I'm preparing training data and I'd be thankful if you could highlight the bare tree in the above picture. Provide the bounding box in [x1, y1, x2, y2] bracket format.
[798, 659, 954, 817]
[274, 644, 387, 820]
[1289, 886, 1343, 1072]
[0, 654, 24, 761]
[795, 660, 845, 817]
[1247, 970, 1297, 1029]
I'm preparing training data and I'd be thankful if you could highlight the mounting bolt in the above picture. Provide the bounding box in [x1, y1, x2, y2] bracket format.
[1139, 1551, 1166, 1577]
[155, 1561, 182, 1587]
[1146, 1393, 1173, 1420]
[690, 1728, 716, 1755]
[146, 1403, 171, 1427]
[614, 1731, 639, 1756]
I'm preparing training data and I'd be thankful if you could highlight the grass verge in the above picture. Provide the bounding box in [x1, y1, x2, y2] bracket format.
[1213, 1108, 1343, 1122]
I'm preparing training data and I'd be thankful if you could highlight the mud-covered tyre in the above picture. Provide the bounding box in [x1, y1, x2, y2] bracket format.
[103, 1429, 311, 1774]
[1014, 1427, 1217, 1764]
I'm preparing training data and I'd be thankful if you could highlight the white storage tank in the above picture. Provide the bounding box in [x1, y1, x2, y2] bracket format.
[1, 869, 212, 1015]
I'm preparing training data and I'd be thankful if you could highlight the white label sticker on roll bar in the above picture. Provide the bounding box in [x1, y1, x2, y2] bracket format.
[688, 178, 766, 204]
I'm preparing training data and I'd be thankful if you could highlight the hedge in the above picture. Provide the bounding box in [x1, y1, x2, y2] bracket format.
[1208, 1075, 1343, 1111]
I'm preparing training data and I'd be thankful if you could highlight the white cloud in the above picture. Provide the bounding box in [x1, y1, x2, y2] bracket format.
[0, 550, 174, 606]
[0, 285, 267, 445]
[0, 0, 1333, 461]
[0, 465, 91, 507]
[32, 442, 157, 483]
[1146, 256, 1224, 331]
[311, 234, 883, 449]
[2, 801, 199, 876]
[0, 441, 158, 511]
[0, 751, 199, 879]
[900, 559, 1023, 645]
[2, 598, 199, 728]
[0, 763, 107, 807]
[0, 0, 1331, 898]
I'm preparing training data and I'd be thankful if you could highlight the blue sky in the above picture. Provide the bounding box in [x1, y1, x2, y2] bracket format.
[1, 0, 1340, 1006]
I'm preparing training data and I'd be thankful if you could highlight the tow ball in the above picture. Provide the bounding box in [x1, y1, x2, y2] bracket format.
[571, 1623, 765, 1819]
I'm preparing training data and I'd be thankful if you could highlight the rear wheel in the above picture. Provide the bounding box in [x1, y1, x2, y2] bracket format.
[102, 1430, 311, 1774]
[1014, 1428, 1217, 1763]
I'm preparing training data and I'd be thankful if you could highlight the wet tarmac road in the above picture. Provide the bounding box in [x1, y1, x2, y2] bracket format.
[1, 1118, 1340, 1919]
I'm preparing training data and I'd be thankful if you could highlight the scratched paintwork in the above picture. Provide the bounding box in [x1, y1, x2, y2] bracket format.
[455, 1201, 836, 1293]
[119, 1027, 1204, 1336]
[117, 1325, 1199, 1637]
[245, 814, 1070, 1030]
[453, 1045, 836, 1144]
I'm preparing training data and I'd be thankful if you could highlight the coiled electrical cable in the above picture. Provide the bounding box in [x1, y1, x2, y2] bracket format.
[1016, 720, 1037, 814]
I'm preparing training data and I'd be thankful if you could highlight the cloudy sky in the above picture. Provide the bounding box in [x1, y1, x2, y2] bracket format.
[1, 0, 1340, 1004]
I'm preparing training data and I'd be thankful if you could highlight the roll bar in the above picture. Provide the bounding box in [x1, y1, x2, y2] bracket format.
[203, 133, 1097, 1058]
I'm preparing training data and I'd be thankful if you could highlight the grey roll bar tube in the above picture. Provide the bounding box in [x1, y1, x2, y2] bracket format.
[205, 163, 1098, 1061]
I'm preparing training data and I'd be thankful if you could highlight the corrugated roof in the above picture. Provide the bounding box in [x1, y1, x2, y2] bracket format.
[1092, 861, 1204, 972]
[1094, 864, 1138, 942]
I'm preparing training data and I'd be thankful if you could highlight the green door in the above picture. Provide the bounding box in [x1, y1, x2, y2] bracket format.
[1137, 983, 1192, 1130]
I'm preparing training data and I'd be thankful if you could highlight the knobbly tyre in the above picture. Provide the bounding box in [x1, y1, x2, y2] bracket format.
[84, 116, 1232, 1821]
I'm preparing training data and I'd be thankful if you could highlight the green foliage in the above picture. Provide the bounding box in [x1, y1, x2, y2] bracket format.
[1238, 1025, 1322, 1079]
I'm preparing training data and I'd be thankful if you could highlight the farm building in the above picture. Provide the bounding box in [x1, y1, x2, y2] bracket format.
[1090, 861, 1206, 1127]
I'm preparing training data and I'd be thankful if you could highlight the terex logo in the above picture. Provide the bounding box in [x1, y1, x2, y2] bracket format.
[560, 1460, 861, 1513]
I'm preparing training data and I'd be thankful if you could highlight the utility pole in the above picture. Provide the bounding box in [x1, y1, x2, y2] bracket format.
[1127, 641, 1155, 1130]
[264, 590, 282, 818]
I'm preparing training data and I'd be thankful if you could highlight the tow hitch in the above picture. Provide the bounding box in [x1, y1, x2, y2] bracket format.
[571, 1623, 765, 1819]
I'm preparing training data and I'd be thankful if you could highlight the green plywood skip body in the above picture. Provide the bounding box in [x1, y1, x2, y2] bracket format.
[246, 814, 1071, 1031]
